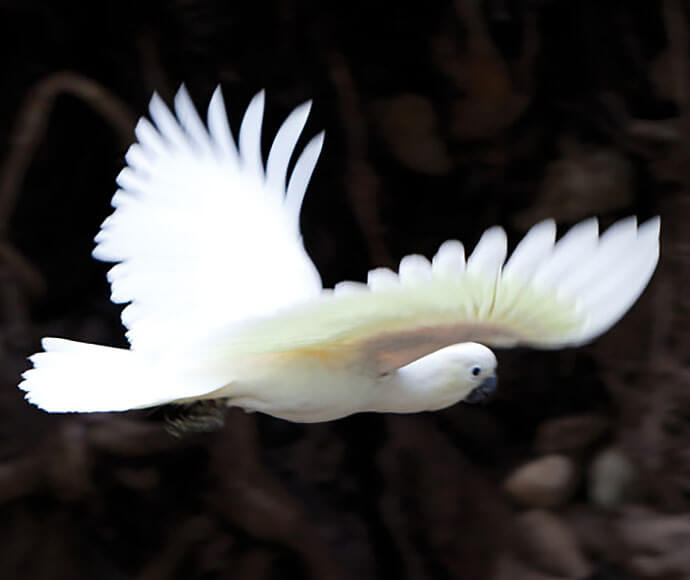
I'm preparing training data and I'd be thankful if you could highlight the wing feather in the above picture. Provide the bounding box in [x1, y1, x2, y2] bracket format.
[367, 267, 400, 291]
[174, 85, 214, 153]
[227, 217, 660, 374]
[149, 92, 190, 152]
[94, 86, 324, 353]
[466, 226, 507, 279]
[431, 240, 465, 276]
[285, 132, 326, 223]
[502, 220, 555, 282]
[207, 87, 239, 163]
[532, 218, 599, 290]
[134, 117, 168, 158]
[558, 216, 637, 299]
[399, 255, 432, 285]
[266, 100, 312, 196]
[238, 91, 265, 181]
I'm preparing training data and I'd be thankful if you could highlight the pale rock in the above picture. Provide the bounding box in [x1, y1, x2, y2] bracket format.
[514, 510, 592, 579]
[589, 446, 639, 508]
[504, 454, 578, 508]
[535, 413, 609, 455]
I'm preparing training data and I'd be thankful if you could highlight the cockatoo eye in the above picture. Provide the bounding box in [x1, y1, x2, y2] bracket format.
[471, 365, 481, 377]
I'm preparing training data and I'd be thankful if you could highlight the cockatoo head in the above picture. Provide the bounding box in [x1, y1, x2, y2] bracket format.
[429, 342, 498, 405]
[382, 342, 498, 414]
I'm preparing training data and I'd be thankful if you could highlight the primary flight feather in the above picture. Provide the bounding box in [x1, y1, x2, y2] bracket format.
[19, 86, 660, 423]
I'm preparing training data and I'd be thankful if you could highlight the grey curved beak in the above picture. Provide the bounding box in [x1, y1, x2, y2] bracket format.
[464, 375, 498, 404]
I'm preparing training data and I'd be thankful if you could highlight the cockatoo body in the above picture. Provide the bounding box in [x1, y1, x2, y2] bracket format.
[19, 87, 660, 423]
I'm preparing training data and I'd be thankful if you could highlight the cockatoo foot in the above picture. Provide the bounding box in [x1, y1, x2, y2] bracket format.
[164, 399, 228, 436]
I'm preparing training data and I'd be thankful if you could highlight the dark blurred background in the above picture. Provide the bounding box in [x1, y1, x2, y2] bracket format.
[0, 1, 688, 578]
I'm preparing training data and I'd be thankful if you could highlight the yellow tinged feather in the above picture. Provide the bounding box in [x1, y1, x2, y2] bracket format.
[220, 273, 583, 374]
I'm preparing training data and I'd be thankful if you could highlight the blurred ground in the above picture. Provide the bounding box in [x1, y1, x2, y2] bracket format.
[1, 1, 689, 579]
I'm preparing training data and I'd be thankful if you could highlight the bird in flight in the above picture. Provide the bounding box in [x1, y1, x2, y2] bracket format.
[19, 86, 660, 425]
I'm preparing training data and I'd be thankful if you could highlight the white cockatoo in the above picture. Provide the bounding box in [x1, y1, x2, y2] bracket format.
[19, 86, 660, 423]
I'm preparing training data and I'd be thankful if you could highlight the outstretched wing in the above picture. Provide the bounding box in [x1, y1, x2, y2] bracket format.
[233, 216, 659, 374]
[93, 86, 324, 353]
